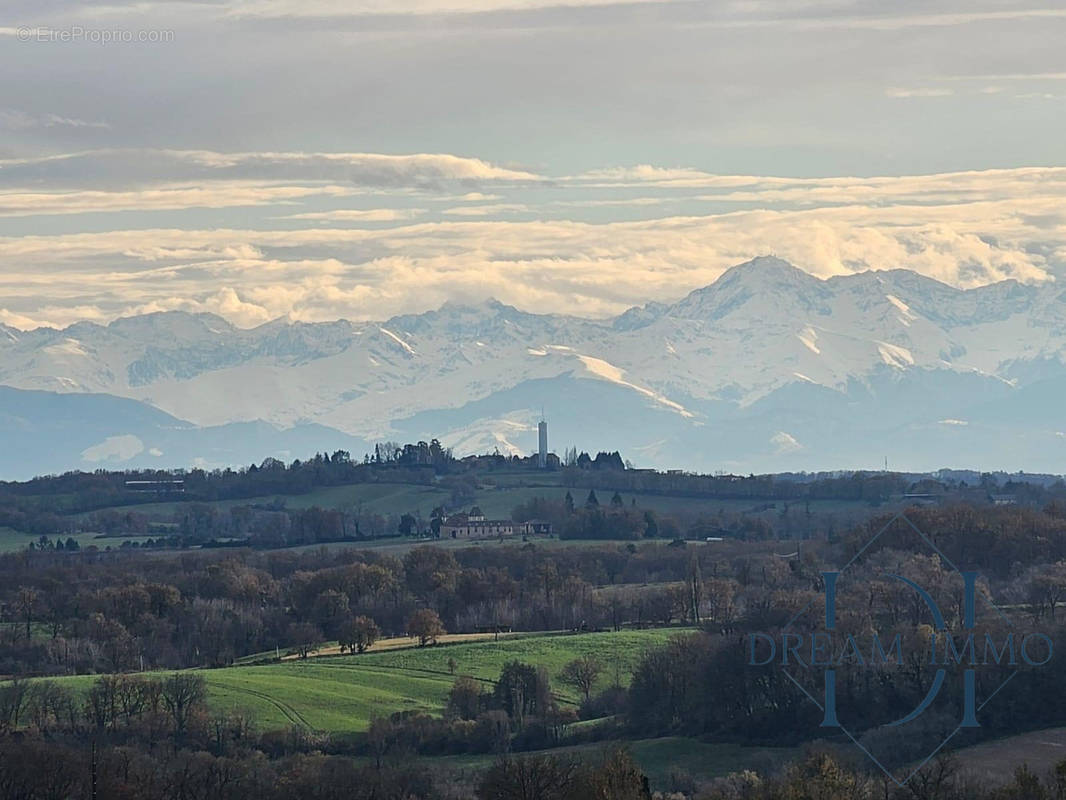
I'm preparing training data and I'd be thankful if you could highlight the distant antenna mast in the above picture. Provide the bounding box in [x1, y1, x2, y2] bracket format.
[537, 411, 548, 469]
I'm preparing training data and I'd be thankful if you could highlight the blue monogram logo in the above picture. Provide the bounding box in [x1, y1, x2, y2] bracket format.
[746, 513, 1054, 785]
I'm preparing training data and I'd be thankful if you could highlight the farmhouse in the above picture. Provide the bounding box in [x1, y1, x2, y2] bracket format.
[441, 506, 552, 538]
[990, 493, 1018, 506]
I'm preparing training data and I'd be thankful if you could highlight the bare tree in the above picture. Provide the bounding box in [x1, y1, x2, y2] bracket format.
[405, 609, 446, 647]
[477, 754, 577, 800]
[15, 588, 38, 641]
[286, 622, 324, 659]
[338, 615, 380, 654]
[0, 678, 29, 732]
[559, 655, 604, 703]
[161, 673, 207, 741]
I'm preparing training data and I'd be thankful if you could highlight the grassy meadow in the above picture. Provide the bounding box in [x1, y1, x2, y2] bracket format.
[31, 628, 692, 735]
[210, 628, 690, 732]
[0, 527, 154, 553]
[23, 626, 799, 790]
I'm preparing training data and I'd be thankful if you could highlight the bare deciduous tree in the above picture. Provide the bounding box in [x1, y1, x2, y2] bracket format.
[559, 655, 603, 703]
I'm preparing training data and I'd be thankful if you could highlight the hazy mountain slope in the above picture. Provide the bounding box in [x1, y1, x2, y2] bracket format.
[0, 386, 369, 479]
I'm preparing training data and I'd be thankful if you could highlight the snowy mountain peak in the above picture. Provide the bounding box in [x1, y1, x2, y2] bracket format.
[107, 310, 236, 339]
[670, 256, 829, 322]
[727, 254, 810, 278]
[438, 297, 510, 313]
[712, 256, 825, 295]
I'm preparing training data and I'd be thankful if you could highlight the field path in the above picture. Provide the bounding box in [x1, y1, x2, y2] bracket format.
[217, 682, 313, 728]
[275, 631, 529, 662]
[317, 661, 491, 684]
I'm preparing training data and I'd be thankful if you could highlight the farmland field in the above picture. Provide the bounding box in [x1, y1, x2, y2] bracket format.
[209, 628, 691, 732]
[0, 464, 899, 555]
[70, 472, 884, 523]
[35, 628, 692, 734]
[0, 527, 31, 553]
[71, 482, 455, 519]
[0, 527, 152, 553]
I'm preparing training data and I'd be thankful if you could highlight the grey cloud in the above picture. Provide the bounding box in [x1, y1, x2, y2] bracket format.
[1, 0, 1066, 330]
[0, 109, 110, 130]
[0, 149, 541, 190]
[2, 0, 1063, 176]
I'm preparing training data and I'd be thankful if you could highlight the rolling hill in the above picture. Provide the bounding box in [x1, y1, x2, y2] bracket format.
[43, 629, 688, 734]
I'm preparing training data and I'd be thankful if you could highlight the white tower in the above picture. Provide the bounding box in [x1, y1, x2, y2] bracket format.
[538, 416, 548, 468]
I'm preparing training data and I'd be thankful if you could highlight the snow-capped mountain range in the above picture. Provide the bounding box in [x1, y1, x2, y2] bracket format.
[4, 256, 1066, 478]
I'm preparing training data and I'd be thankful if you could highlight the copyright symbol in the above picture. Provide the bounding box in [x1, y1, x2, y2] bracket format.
[16, 26, 32, 41]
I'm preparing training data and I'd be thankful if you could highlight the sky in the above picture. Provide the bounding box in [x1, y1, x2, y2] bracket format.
[2, 0, 1066, 329]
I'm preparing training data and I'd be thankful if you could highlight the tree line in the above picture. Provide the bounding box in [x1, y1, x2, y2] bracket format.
[0, 535, 744, 676]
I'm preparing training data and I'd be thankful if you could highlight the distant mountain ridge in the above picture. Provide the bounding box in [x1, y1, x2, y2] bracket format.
[3, 256, 1066, 477]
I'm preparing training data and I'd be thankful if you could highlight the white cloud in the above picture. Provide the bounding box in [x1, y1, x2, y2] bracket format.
[442, 203, 529, 216]
[0, 149, 543, 190]
[165, 150, 541, 182]
[2, 165, 1066, 329]
[199, 287, 275, 327]
[0, 109, 110, 130]
[81, 435, 145, 462]
[576, 165, 725, 185]
[555, 197, 668, 208]
[0, 183, 355, 217]
[278, 208, 426, 222]
[771, 431, 803, 453]
[885, 87, 954, 98]
[0, 308, 43, 329]
[940, 72, 1066, 82]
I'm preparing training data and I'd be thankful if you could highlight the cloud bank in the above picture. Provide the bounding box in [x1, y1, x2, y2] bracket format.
[1, 150, 1065, 330]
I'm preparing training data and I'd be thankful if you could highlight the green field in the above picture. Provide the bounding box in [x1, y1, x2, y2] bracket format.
[0, 469, 887, 554]
[0, 526, 30, 553]
[0, 527, 154, 553]
[71, 482, 455, 520]
[18, 628, 795, 789]
[71, 478, 875, 525]
[35, 629, 691, 734]
[205, 662, 451, 732]
[207, 628, 690, 732]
